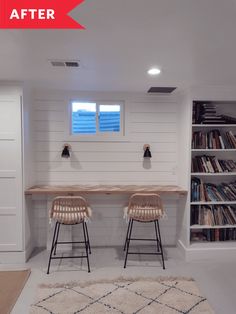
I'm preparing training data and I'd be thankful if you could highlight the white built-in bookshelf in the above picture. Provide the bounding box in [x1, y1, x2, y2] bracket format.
[190, 101, 236, 245]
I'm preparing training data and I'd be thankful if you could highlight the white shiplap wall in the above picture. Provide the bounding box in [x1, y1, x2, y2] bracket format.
[32, 91, 181, 247]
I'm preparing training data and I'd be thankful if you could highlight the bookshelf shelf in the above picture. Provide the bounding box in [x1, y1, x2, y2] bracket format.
[191, 201, 236, 205]
[191, 149, 236, 152]
[190, 241, 236, 248]
[191, 172, 236, 176]
[192, 124, 236, 127]
[190, 225, 236, 229]
[190, 100, 236, 245]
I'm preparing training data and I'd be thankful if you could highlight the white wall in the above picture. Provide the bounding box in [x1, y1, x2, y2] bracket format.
[33, 91, 178, 185]
[177, 91, 192, 249]
[22, 84, 36, 258]
[31, 90, 184, 247]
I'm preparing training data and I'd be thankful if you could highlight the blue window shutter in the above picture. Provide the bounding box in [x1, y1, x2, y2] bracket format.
[99, 111, 120, 132]
[72, 111, 96, 134]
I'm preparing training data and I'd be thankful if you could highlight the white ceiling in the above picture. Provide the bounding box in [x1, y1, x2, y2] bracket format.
[1, 0, 236, 92]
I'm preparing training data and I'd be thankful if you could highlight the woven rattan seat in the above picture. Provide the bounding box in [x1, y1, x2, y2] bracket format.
[50, 196, 92, 225]
[123, 193, 165, 269]
[124, 193, 165, 222]
[47, 196, 92, 274]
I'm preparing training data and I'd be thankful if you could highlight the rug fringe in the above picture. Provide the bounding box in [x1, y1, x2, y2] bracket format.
[39, 276, 194, 289]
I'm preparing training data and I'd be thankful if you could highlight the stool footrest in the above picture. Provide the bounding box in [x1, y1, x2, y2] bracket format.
[129, 238, 158, 241]
[50, 255, 88, 259]
[56, 241, 85, 244]
[127, 252, 162, 255]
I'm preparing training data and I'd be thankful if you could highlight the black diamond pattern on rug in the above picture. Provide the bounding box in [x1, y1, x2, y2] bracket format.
[30, 278, 214, 314]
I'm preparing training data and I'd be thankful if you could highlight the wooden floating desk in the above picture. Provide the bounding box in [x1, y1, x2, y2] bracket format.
[25, 184, 187, 196]
[25, 185, 187, 249]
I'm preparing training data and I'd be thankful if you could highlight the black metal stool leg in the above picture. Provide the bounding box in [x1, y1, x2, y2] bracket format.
[154, 220, 160, 252]
[47, 222, 59, 274]
[82, 222, 90, 273]
[84, 222, 91, 254]
[124, 219, 133, 268]
[123, 219, 131, 251]
[53, 223, 61, 255]
[157, 220, 165, 269]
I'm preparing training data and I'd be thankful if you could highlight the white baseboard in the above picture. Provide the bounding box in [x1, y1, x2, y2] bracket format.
[177, 239, 187, 259]
[0, 240, 35, 264]
[25, 240, 35, 262]
[178, 239, 236, 262]
[0, 251, 26, 264]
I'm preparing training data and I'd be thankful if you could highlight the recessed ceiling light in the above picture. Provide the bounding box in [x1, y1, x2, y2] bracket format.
[147, 67, 161, 75]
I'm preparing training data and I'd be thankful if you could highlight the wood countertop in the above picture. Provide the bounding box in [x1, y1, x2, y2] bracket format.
[25, 184, 187, 196]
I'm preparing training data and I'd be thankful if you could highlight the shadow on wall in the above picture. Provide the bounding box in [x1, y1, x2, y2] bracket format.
[70, 151, 82, 170]
[143, 158, 152, 169]
[46, 149, 82, 171]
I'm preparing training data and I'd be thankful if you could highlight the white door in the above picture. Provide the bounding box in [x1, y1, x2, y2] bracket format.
[0, 92, 23, 251]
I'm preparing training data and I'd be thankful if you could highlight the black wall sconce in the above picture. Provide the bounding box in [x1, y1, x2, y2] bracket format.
[143, 144, 152, 158]
[61, 144, 71, 158]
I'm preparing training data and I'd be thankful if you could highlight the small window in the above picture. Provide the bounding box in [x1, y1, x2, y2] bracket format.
[71, 101, 123, 136]
[72, 102, 96, 134]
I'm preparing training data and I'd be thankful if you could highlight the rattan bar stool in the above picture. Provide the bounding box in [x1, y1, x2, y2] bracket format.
[123, 193, 165, 269]
[47, 196, 92, 274]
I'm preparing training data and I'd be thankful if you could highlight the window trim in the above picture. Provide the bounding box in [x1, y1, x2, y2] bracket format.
[66, 99, 126, 142]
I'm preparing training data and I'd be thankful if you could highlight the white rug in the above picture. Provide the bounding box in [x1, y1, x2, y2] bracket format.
[30, 277, 214, 313]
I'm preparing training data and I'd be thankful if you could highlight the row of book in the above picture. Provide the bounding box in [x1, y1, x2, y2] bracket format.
[192, 102, 236, 124]
[191, 205, 236, 226]
[191, 178, 236, 202]
[191, 228, 236, 242]
[191, 155, 236, 173]
[192, 130, 236, 149]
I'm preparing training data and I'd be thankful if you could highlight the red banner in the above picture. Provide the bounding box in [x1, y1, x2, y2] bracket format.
[0, 0, 85, 29]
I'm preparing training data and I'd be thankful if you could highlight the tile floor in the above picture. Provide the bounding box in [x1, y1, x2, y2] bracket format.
[2, 246, 236, 314]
